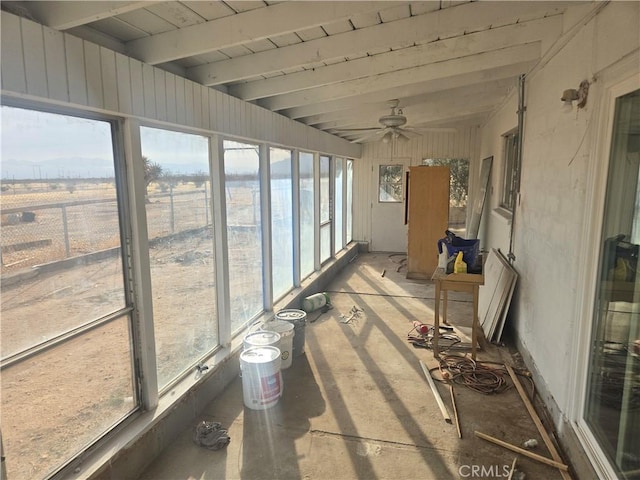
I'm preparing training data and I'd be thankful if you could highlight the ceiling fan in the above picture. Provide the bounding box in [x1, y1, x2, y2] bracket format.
[334, 99, 456, 144]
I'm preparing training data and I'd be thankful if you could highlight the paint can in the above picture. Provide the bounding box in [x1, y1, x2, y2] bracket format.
[275, 309, 307, 357]
[243, 330, 281, 351]
[240, 346, 282, 410]
[262, 320, 295, 369]
[301, 292, 330, 313]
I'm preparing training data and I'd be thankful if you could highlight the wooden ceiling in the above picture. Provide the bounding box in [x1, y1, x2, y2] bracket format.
[2, 1, 581, 142]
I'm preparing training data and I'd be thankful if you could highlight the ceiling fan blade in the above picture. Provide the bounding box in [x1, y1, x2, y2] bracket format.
[349, 131, 384, 143]
[404, 126, 459, 134]
[331, 127, 379, 133]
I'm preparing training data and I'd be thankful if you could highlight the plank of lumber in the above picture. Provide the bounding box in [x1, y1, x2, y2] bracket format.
[507, 457, 517, 480]
[505, 365, 573, 480]
[450, 384, 462, 438]
[419, 360, 452, 423]
[474, 431, 569, 471]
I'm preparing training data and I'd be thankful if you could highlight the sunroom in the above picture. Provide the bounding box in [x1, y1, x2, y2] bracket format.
[0, 2, 639, 479]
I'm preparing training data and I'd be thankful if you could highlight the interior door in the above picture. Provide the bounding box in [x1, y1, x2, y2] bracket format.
[370, 158, 411, 252]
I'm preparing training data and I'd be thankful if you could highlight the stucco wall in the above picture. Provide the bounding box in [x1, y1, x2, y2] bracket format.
[479, 0, 640, 424]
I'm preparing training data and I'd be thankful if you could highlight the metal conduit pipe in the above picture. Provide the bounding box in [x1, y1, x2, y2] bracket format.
[508, 74, 526, 264]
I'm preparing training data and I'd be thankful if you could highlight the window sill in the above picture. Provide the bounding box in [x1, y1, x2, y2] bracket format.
[492, 207, 513, 224]
[63, 242, 359, 480]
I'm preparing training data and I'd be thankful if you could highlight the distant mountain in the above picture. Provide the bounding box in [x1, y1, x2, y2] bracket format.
[1, 157, 115, 180]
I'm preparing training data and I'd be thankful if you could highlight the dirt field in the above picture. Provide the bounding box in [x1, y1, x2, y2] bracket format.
[1, 228, 225, 479]
[0, 181, 253, 479]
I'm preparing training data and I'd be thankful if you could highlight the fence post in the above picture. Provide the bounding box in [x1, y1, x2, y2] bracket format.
[61, 205, 70, 257]
[169, 184, 175, 234]
[204, 184, 209, 226]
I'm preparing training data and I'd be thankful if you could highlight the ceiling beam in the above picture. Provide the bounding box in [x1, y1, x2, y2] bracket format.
[281, 62, 531, 120]
[126, 1, 395, 65]
[23, 1, 156, 30]
[303, 78, 516, 128]
[317, 90, 506, 132]
[230, 15, 560, 101]
[188, 2, 566, 86]
[261, 43, 540, 111]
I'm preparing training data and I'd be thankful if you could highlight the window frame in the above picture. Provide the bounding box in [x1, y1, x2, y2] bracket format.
[500, 128, 520, 212]
[378, 164, 405, 203]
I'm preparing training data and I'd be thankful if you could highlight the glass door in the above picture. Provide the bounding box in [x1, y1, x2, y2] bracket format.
[584, 88, 640, 478]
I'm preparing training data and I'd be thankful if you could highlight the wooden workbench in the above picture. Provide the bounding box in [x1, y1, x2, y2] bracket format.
[432, 270, 485, 359]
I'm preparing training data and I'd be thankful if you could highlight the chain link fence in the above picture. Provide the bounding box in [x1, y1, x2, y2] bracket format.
[1, 180, 212, 274]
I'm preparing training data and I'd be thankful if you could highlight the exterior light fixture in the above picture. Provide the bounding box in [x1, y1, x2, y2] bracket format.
[561, 80, 590, 109]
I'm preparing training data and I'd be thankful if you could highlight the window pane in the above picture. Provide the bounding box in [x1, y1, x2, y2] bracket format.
[320, 155, 331, 262]
[335, 158, 344, 251]
[585, 88, 640, 476]
[320, 223, 331, 263]
[224, 140, 263, 332]
[0, 106, 134, 480]
[141, 127, 217, 389]
[346, 160, 353, 243]
[320, 156, 330, 223]
[379, 165, 403, 202]
[299, 152, 315, 279]
[501, 132, 519, 211]
[1, 107, 126, 356]
[271, 147, 293, 299]
[2, 317, 136, 480]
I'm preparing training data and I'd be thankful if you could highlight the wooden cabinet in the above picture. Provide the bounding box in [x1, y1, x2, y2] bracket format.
[406, 166, 450, 279]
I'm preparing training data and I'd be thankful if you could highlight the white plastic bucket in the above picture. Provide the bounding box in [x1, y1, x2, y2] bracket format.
[262, 320, 295, 369]
[243, 330, 281, 351]
[240, 346, 282, 410]
[276, 309, 307, 357]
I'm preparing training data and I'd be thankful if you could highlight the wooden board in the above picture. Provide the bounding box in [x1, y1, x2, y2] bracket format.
[468, 156, 492, 239]
[479, 249, 517, 341]
[406, 166, 450, 279]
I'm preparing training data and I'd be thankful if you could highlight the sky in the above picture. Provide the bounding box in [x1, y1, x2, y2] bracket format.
[1, 106, 293, 180]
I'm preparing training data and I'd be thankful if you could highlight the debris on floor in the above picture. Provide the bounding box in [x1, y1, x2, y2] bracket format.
[339, 305, 363, 324]
[192, 421, 230, 451]
[407, 321, 469, 352]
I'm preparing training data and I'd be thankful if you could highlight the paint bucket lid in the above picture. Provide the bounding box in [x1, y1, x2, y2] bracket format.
[276, 309, 307, 321]
[244, 331, 280, 347]
[263, 320, 294, 335]
[240, 346, 280, 364]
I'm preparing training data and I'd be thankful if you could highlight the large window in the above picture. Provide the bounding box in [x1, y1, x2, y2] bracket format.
[585, 88, 640, 477]
[299, 152, 315, 279]
[270, 147, 293, 299]
[335, 157, 344, 252]
[320, 155, 331, 263]
[224, 140, 263, 332]
[346, 159, 353, 244]
[0, 102, 358, 479]
[1, 106, 136, 480]
[140, 126, 217, 390]
[501, 129, 520, 212]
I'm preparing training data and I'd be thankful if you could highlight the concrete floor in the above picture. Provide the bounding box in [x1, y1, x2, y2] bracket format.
[139, 253, 571, 480]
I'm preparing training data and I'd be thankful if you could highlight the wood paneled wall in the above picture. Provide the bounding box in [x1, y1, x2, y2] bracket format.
[353, 127, 481, 247]
[0, 12, 361, 158]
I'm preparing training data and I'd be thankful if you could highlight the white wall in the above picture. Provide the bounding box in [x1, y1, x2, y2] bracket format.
[0, 12, 361, 159]
[478, 0, 640, 421]
[353, 127, 481, 246]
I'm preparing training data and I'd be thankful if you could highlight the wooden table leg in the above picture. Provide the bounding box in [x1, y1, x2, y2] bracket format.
[443, 290, 448, 325]
[433, 279, 441, 357]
